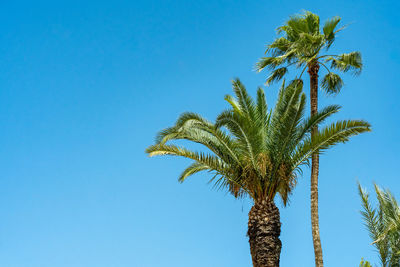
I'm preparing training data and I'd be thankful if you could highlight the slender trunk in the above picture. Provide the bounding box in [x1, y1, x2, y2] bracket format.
[308, 61, 324, 267]
[248, 200, 282, 267]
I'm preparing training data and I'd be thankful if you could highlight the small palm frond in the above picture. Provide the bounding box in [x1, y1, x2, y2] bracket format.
[224, 94, 242, 114]
[312, 120, 371, 150]
[323, 16, 341, 48]
[286, 15, 309, 35]
[296, 104, 341, 142]
[216, 109, 258, 170]
[146, 143, 229, 174]
[256, 57, 286, 72]
[293, 120, 371, 168]
[268, 80, 305, 156]
[265, 67, 288, 85]
[321, 72, 344, 94]
[326, 52, 363, 75]
[304, 11, 320, 34]
[256, 87, 270, 148]
[266, 37, 291, 56]
[359, 183, 381, 243]
[179, 162, 210, 183]
[256, 87, 268, 124]
[231, 78, 257, 120]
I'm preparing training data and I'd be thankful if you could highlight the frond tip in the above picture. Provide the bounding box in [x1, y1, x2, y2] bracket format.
[265, 67, 288, 85]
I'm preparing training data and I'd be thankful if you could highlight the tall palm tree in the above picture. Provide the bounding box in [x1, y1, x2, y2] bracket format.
[146, 79, 370, 267]
[256, 11, 363, 267]
[359, 183, 400, 266]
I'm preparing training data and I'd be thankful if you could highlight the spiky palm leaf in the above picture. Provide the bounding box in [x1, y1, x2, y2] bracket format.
[359, 183, 400, 266]
[256, 11, 362, 94]
[146, 79, 370, 204]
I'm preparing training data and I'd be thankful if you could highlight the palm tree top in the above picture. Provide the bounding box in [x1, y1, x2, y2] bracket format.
[146, 79, 370, 204]
[256, 10, 362, 94]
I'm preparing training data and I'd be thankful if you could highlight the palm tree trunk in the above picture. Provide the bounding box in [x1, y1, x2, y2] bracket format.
[248, 200, 282, 267]
[308, 61, 324, 267]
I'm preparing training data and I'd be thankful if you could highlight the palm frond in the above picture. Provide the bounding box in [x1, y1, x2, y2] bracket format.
[179, 162, 210, 182]
[323, 16, 341, 48]
[321, 72, 344, 94]
[266, 37, 291, 56]
[216, 109, 258, 170]
[326, 52, 363, 75]
[304, 11, 320, 34]
[256, 57, 286, 72]
[293, 120, 371, 168]
[296, 104, 341, 142]
[231, 78, 257, 120]
[146, 143, 229, 176]
[265, 67, 288, 85]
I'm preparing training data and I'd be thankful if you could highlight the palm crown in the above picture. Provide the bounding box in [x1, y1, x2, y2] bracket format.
[146, 79, 370, 204]
[256, 11, 362, 94]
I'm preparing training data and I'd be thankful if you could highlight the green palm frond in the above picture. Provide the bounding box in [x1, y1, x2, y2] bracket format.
[256, 87, 268, 125]
[304, 11, 320, 34]
[224, 94, 242, 114]
[216, 109, 258, 169]
[296, 104, 341, 142]
[266, 37, 291, 56]
[321, 72, 344, 94]
[359, 183, 381, 242]
[232, 79, 257, 120]
[268, 80, 305, 160]
[179, 162, 210, 183]
[256, 57, 286, 71]
[323, 16, 341, 48]
[293, 120, 371, 168]
[326, 52, 363, 75]
[265, 67, 288, 85]
[156, 111, 241, 165]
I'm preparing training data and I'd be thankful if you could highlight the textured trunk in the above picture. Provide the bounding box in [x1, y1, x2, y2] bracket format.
[308, 61, 324, 267]
[248, 200, 282, 267]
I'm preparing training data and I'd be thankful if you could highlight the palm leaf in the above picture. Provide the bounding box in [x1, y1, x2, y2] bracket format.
[321, 72, 344, 94]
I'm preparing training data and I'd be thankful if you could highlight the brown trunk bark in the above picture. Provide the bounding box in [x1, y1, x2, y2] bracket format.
[248, 200, 282, 267]
[308, 61, 324, 267]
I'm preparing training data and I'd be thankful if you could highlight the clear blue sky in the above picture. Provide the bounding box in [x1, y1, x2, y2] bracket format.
[0, 0, 399, 266]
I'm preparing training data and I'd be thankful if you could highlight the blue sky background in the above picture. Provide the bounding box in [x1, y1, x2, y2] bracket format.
[0, 0, 399, 266]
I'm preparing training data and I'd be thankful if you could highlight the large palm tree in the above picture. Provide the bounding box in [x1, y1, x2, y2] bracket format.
[256, 11, 363, 267]
[146, 79, 370, 266]
[359, 183, 400, 267]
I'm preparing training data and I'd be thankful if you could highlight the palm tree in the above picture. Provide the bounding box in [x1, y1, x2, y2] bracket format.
[256, 11, 363, 267]
[146, 79, 370, 267]
[358, 183, 400, 266]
